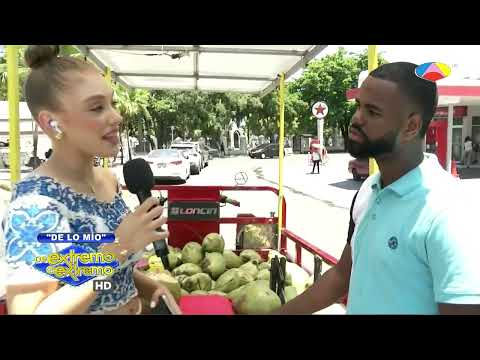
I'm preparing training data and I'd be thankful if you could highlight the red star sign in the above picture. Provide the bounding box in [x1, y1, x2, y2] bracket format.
[315, 104, 326, 115]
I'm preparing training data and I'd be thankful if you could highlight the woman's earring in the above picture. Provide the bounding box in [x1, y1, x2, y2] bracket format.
[49, 119, 63, 140]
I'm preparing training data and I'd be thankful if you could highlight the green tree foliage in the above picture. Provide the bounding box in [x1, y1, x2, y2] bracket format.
[289, 48, 388, 149]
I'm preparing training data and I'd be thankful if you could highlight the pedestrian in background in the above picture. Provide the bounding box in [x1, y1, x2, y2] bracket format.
[463, 136, 473, 168]
[311, 148, 321, 174]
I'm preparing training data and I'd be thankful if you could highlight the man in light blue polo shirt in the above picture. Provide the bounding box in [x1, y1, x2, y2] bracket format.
[275, 62, 480, 315]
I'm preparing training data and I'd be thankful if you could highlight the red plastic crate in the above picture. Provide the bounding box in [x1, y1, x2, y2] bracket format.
[179, 295, 235, 315]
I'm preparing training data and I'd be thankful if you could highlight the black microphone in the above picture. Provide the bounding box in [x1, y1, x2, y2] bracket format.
[123, 158, 169, 268]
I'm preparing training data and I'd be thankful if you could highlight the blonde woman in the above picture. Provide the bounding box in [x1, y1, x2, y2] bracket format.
[2, 46, 180, 315]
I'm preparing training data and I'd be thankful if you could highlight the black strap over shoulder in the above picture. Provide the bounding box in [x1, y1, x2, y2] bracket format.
[347, 190, 359, 245]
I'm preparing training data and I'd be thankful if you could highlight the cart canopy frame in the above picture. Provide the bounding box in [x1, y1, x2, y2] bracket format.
[76, 45, 327, 96]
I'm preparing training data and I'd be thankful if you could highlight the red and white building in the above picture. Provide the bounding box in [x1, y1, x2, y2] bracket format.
[346, 77, 480, 173]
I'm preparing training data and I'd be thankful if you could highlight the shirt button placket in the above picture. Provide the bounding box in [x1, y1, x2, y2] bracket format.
[372, 195, 380, 220]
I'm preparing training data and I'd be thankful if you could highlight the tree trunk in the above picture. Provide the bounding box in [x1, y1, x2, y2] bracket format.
[118, 123, 124, 164]
[342, 129, 349, 152]
[155, 121, 162, 149]
[138, 119, 145, 153]
[33, 122, 38, 158]
[147, 135, 155, 150]
[125, 117, 132, 160]
[145, 118, 156, 150]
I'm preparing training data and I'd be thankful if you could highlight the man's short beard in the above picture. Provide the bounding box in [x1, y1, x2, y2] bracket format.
[347, 129, 399, 159]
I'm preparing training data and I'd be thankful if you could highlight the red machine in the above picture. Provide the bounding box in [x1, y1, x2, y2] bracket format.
[152, 185, 341, 314]
[154, 185, 338, 266]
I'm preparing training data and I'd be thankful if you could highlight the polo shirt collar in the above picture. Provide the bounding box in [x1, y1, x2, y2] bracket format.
[370, 159, 426, 197]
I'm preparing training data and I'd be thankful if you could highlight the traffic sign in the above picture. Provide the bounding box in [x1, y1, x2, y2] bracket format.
[312, 101, 328, 119]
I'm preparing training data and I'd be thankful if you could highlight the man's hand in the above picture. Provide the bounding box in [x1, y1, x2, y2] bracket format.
[273, 244, 352, 315]
[438, 303, 480, 315]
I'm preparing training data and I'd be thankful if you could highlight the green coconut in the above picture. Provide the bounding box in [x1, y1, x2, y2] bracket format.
[181, 242, 204, 265]
[242, 224, 271, 249]
[227, 285, 248, 309]
[236, 269, 255, 286]
[215, 269, 242, 293]
[251, 279, 271, 289]
[201, 252, 226, 280]
[284, 286, 297, 303]
[223, 250, 244, 269]
[240, 249, 263, 264]
[239, 261, 259, 279]
[172, 263, 202, 277]
[175, 274, 188, 284]
[202, 233, 225, 253]
[167, 252, 182, 270]
[190, 290, 209, 295]
[305, 275, 315, 290]
[255, 268, 291, 286]
[143, 271, 181, 302]
[258, 262, 271, 271]
[181, 273, 212, 292]
[236, 284, 281, 315]
[285, 262, 311, 294]
[168, 245, 180, 253]
[256, 269, 271, 281]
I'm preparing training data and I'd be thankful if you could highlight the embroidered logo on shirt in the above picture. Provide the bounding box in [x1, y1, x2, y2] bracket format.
[388, 236, 398, 250]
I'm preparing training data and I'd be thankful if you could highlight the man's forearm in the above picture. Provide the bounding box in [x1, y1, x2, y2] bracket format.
[273, 267, 349, 315]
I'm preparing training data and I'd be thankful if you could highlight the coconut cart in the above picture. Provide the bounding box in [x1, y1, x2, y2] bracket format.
[135, 184, 342, 315]
[1, 45, 336, 315]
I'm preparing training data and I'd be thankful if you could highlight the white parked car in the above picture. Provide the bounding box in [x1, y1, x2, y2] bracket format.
[145, 149, 190, 183]
[170, 143, 203, 174]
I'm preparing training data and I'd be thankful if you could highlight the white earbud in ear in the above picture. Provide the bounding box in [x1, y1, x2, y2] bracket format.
[49, 119, 63, 140]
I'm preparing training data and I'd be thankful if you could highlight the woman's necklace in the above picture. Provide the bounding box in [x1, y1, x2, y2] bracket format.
[46, 159, 97, 196]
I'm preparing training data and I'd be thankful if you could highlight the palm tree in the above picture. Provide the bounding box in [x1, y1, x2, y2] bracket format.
[113, 83, 152, 161]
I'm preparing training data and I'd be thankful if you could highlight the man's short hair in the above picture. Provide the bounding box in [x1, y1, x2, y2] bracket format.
[370, 62, 438, 137]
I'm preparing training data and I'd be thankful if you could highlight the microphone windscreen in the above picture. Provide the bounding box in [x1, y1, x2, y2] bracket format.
[123, 158, 155, 194]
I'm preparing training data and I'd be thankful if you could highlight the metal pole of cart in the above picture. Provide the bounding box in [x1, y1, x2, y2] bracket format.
[277, 73, 286, 248]
[103, 67, 112, 168]
[6, 45, 20, 186]
[368, 45, 380, 176]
